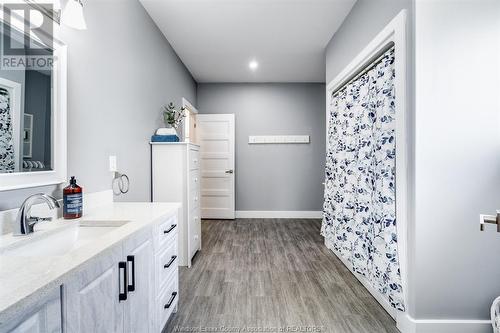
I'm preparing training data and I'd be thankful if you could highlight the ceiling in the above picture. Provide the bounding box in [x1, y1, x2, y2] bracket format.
[139, 0, 356, 83]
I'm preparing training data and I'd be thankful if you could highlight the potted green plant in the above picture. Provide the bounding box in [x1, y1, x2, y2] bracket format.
[161, 102, 186, 139]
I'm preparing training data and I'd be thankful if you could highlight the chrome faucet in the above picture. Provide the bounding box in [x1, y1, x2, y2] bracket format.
[14, 193, 61, 236]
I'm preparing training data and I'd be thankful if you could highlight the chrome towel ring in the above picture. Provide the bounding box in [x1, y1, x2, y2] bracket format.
[112, 171, 130, 195]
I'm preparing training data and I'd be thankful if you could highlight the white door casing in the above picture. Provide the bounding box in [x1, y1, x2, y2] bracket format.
[197, 114, 235, 219]
[325, 10, 409, 327]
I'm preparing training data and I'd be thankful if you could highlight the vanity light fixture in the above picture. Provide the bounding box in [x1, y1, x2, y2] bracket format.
[249, 60, 259, 71]
[24, 0, 87, 30]
[61, 0, 87, 30]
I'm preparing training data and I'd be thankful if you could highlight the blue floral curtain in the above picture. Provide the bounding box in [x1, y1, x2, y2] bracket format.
[321, 48, 404, 311]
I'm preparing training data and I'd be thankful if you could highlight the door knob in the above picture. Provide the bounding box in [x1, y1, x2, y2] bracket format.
[225, 169, 234, 174]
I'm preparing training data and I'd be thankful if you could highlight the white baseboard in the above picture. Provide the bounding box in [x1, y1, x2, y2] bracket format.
[235, 211, 322, 219]
[397, 312, 491, 333]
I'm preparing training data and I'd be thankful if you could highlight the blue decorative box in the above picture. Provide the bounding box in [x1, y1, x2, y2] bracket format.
[151, 135, 179, 142]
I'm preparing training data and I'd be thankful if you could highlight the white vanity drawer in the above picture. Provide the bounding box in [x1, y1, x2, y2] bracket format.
[189, 149, 200, 170]
[189, 169, 200, 191]
[189, 212, 200, 259]
[156, 216, 178, 250]
[157, 278, 179, 329]
[156, 237, 178, 292]
[189, 190, 200, 210]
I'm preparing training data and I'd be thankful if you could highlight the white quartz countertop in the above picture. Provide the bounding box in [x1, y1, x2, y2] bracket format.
[0, 202, 181, 325]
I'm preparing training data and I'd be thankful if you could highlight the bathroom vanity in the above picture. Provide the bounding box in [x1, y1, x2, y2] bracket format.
[0, 202, 180, 333]
[0, 5, 181, 332]
[0, 5, 180, 332]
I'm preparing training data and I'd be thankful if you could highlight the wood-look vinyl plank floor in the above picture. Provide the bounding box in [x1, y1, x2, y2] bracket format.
[163, 218, 399, 333]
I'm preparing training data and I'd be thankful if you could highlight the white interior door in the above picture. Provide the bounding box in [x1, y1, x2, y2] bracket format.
[197, 114, 235, 219]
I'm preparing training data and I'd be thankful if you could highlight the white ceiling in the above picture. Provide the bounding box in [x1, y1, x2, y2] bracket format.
[139, 0, 356, 83]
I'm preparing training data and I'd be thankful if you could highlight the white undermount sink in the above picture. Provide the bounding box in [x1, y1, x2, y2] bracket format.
[0, 220, 129, 257]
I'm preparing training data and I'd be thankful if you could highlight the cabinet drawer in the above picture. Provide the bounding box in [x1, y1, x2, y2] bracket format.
[189, 149, 200, 170]
[189, 169, 200, 192]
[156, 216, 177, 250]
[190, 211, 201, 254]
[157, 278, 179, 330]
[189, 190, 200, 210]
[156, 237, 178, 292]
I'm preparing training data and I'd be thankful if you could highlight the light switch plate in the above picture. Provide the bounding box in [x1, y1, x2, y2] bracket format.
[109, 155, 117, 172]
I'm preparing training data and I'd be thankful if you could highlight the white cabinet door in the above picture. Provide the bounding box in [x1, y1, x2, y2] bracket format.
[63, 245, 125, 333]
[4, 288, 61, 333]
[197, 114, 235, 219]
[123, 228, 154, 333]
[8, 313, 43, 333]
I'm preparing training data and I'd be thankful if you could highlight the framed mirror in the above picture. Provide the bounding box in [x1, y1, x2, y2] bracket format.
[0, 4, 67, 191]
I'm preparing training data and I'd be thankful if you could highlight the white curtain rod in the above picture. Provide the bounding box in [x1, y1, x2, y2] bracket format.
[332, 43, 395, 98]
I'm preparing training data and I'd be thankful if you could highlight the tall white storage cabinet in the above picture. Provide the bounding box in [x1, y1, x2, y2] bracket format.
[151, 143, 201, 267]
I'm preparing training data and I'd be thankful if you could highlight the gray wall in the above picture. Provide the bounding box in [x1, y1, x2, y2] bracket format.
[325, 0, 412, 83]
[414, 0, 500, 321]
[197, 83, 325, 211]
[0, 0, 196, 210]
[324, 0, 417, 317]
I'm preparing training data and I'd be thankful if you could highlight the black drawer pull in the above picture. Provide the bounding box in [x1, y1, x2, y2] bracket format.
[164, 255, 177, 269]
[164, 292, 178, 309]
[118, 261, 128, 301]
[163, 224, 177, 234]
[127, 255, 135, 292]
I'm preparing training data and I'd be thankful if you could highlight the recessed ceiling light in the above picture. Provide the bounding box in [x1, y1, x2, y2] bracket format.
[249, 60, 258, 71]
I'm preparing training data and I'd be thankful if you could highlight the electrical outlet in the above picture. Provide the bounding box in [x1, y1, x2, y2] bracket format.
[109, 155, 117, 172]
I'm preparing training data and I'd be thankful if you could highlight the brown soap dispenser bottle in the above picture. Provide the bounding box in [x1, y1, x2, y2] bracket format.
[63, 176, 83, 219]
